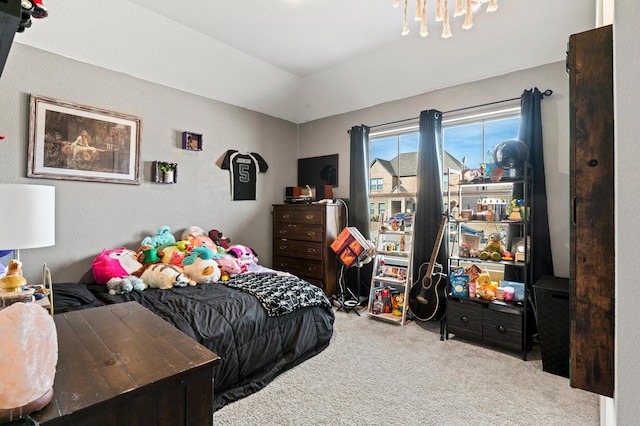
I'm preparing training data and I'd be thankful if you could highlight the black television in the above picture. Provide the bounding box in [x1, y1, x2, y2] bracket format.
[297, 154, 338, 196]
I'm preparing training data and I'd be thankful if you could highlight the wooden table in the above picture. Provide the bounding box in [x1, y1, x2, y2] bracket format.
[31, 301, 220, 426]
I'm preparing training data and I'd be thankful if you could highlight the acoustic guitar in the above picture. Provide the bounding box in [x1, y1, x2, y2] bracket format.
[408, 215, 447, 322]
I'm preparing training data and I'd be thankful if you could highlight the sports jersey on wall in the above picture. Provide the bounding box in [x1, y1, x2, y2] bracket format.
[220, 150, 269, 201]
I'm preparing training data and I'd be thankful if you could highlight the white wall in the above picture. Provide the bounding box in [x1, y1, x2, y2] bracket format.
[614, 1, 640, 424]
[299, 61, 571, 278]
[0, 44, 298, 284]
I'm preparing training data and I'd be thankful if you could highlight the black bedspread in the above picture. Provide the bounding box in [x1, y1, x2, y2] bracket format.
[86, 275, 334, 410]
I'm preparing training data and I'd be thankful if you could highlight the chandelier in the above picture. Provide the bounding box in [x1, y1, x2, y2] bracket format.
[393, 0, 499, 38]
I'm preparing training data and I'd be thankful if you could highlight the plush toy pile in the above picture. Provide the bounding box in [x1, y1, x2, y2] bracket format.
[92, 225, 257, 293]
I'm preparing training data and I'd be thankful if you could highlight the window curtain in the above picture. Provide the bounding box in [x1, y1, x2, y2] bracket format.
[504, 88, 554, 287]
[347, 125, 372, 301]
[410, 110, 448, 318]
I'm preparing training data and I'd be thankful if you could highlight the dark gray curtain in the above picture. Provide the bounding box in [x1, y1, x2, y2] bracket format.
[347, 125, 372, 300]
[411, 110, 448, 291]
[504, 88, 554, 287]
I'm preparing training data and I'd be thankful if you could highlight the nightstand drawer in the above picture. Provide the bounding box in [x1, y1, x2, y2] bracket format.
[273, 256, 323, 280]
[447, 299, 483, 341]
[483, 309, 523, 351]
[273, 240, 323, 261]
[273, 224, 323, 242]
[274, 206, 324, 225]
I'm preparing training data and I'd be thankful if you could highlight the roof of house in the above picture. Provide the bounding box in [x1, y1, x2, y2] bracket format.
[371, 151, 464, 177]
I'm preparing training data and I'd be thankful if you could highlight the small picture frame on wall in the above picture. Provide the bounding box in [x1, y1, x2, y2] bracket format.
[182, 131, 202, 151]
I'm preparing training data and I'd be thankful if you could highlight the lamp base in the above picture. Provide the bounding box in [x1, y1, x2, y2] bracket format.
[0, 387, 53, 423]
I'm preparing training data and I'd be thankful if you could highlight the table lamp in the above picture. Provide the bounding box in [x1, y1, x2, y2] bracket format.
[0, 185, 57, 422]
[0, 184, 55, 263]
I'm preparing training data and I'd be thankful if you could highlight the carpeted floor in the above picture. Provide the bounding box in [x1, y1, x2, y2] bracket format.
[213, 308, 599, 425]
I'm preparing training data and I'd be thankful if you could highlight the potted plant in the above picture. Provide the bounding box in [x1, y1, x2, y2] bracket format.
[157, 162, 176, 183]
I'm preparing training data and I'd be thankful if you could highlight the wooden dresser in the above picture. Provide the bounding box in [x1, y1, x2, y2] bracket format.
[272, 203, 345, 297]
[32, 302, 220, 426]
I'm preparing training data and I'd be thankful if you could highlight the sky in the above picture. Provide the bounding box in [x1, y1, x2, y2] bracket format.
[370, 116, 520, 168]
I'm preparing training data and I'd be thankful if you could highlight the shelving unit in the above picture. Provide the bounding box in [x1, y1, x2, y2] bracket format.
[444, 166, 532, 359]
[366, 229, 413, 326]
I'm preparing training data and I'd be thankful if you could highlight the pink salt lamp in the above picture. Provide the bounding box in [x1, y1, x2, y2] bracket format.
[0, 302, 57, 422]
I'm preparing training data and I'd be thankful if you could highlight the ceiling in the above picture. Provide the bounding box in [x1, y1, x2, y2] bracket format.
[15, 0, 596, 123]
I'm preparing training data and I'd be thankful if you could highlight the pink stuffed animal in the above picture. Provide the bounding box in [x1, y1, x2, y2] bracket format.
[227, 245, 258, 269]
[216, 254, 243, 280]
[92, 248, 144, 285]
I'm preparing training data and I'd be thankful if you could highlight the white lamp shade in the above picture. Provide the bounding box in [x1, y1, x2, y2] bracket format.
[0, 184, 55, 251]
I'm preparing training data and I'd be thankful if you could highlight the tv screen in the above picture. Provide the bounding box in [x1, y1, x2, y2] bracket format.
[297, 154, 338, 189]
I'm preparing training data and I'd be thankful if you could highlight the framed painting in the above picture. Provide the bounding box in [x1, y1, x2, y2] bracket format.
[28, 95, 142, 185]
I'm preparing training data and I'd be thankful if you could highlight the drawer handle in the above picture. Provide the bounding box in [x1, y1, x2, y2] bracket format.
[280, 262, 288, 267]
[308, 266, 317, 272]
[497, 325, 506, 333]
[305, 214, 315, 219]
[307, 231, 316, 236]
[279, 230, 288, 234]
[282, 214, 291, 219]
[460, 316, 469, 324]
[279, 245, 288, 250]
[307, 248, 316, 253]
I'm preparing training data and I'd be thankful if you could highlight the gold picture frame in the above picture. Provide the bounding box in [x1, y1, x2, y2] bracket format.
[28, 95, 142, 185]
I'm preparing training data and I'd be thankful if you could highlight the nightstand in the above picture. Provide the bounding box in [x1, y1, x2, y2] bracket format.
[31, 302, 220, 426]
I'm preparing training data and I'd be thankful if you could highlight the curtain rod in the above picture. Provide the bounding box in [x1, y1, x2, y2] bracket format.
[367, 89, 553, 130]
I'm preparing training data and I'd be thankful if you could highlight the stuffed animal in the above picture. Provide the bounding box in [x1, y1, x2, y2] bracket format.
[227, 245, 258, 270]
[158, 244, 184, 266]
[106, 276, 147, 295]
[216, 254, 243, 280]
[181, 226, 217, 251]
[92, 248, 144, 285]
[5, 259, 23, 277]
[141, 225, 176, 248]
[136, 244, 164, 265]
[180, 225, 207, 241]
[479, 233, 505, 261]
[182, 246, 221, 284]
[208, 229, 230, 249]
[140, 263, 193, 289]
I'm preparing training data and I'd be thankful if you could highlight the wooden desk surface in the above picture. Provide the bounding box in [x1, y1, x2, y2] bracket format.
[32, 301, 220, 425]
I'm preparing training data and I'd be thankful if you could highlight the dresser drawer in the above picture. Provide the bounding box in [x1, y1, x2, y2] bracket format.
[483, 308, 523, 352]
[273, 256, 323, 280]
[273, 240, 323, 261]
[447, 299, 483, 341]
[273, 224, 323, 242]
[274, 206, 324, 225]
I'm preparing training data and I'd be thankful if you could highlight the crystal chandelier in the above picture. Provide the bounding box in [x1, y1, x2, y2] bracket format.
[393, 0, 499, 38]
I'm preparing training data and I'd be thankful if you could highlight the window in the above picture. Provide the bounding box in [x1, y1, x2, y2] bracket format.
[369, 131, 419, 241]
[370, 178, 383, 191]
[443, 115, 521, 172]
[367, 107, 520, 243]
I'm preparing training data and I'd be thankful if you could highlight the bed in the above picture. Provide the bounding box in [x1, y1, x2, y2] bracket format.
[54, 272, 334, 410]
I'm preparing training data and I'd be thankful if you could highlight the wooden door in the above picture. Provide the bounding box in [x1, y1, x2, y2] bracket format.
[569, 25, 614, 397]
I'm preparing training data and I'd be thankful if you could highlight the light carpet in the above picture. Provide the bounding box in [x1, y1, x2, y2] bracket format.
[214, 308, 599, 425]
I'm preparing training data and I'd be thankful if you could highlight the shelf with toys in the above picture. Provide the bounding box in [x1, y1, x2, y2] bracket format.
[366, 229, 413, 325]
[444, 164, 532, 359]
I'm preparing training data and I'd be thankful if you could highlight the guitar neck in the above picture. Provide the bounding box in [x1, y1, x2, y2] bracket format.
[426, 216, 447, 276]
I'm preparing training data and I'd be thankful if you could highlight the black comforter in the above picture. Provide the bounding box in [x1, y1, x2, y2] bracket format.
[85, 274, 334, 410]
